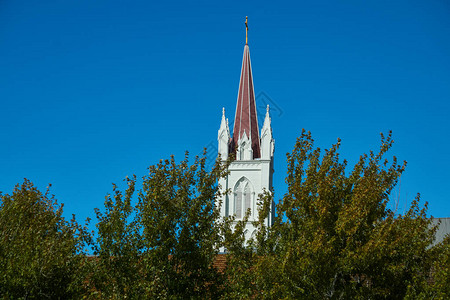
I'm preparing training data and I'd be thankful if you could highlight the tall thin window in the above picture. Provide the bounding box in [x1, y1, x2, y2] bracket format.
[244, 185, 251, 214]
[235, 191, 242, 219]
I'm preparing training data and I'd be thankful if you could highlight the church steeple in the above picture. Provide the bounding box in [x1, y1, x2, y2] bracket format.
[232, 35, 260, 159]
[217, 18, 275, 242]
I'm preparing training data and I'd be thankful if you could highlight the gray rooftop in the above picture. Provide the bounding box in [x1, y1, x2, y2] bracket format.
[430, 217, 450, 245]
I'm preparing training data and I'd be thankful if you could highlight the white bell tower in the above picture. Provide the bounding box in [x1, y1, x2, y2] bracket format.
[217, 36, 275, 242]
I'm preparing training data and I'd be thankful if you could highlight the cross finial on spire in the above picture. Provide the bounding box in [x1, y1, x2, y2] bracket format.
[245, 16, 248, 44]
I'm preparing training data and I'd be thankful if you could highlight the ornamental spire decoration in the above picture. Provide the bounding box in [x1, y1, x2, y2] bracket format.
[232, 16, 261, 159]
[245, 16, 248, 44]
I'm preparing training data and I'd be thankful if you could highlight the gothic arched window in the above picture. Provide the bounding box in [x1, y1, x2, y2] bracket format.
[233, 177, 254, 219]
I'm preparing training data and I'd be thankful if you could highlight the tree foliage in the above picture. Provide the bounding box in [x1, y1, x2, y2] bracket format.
[238, 130, 442, 299]
[1, 132, 449, 299]
[91, 152, 229, 299]
[0, 179, 90, 299]
[426, 235, 450, 299]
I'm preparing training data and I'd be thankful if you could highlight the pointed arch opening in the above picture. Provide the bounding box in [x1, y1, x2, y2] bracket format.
[233, 177, 254, 219]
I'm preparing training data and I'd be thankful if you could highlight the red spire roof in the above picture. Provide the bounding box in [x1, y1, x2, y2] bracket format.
[232, 44, 261, 158]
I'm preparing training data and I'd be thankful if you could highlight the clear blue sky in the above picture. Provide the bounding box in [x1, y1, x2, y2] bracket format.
[1, 0, 449, 226]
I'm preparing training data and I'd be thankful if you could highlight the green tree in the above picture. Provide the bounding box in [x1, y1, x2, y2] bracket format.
[241, 130, 440, 299]
[92, 152, 229, 298]
[0, 179, 90, 299]
[408, 235, 450, 299]
[427, 235, 450, 299]
[219, 210, 255, 299]
[90, 176, 145, 298]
